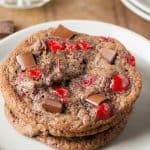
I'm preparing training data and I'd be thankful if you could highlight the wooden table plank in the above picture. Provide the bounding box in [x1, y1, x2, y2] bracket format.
[126, 9, 150, 39]
[115, 0, 150, 39]
[0, 0, 149, 39]
[46, 0, 116, 23]
[114, 0, 129, 27]
[0, 6, 47, 29]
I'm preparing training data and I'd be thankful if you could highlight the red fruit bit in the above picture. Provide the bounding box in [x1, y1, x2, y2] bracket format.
[53, 87, 69, 98]
[110, 74, 130, 92]
[126, 55, 136, 67]
[28, 68, 43, 80]
[47, 40, 64, 52]
[80, 76, 97, 86]
[99, 36, 113, 42]
[65, 42, 77, 52]
[77, 41, 92, 50]
[96, 103, 113, 120]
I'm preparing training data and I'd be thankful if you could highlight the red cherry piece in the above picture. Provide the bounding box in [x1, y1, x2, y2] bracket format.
[47, 40, 64, 52]
[80, 76, 97, 86]
[65, 42, 77, 52]
[126, 55, 136, 67]
[53, 87, 69, 98]
[28, 68, 43, 80]
[77, 41, 92, 50]
[100, 36, 113, 42]
[110, 74, 130, 92]
[96, 103, 113, 120]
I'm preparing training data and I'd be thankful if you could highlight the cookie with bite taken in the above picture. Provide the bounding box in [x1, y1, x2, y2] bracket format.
[0, 25, 142, 149]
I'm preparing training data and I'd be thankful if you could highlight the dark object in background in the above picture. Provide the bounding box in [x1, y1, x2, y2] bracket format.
[0, 20, 15, 38]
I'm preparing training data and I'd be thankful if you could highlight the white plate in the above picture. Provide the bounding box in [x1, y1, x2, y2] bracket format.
[0, 20, 150, 150]
[0, 0, 50, 9]
[130, 0, 150, 14]
[121, 0, 150, 21]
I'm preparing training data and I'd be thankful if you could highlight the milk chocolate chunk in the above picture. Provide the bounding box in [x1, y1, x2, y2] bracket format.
[100, 48, 117, 64]
[0, 20, 15, 38]
[16, 52, 36, 70]
[86, 94, 107, 106]
[52, 25, 76, 39]
[32, 39, 47, 56]
[42, 99, 63, 113]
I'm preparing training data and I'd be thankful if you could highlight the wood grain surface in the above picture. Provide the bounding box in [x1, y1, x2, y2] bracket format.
[0, 0, 149, 39]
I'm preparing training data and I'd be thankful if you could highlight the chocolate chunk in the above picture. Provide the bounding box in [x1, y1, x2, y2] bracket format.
[0, 20, 15, 38]
[16, 52, 36, 70]
[32, 39, 47, 56]
[86, 94, 107, 106]
[42, 99, 63, 113]
[100, 48, 117, 64]
[51, 25, 76, 39]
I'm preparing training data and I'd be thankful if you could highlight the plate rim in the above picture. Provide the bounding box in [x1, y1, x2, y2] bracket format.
[129, 0, 150, 14]
[0, 19, 150, 63]
[0, 19, 149, 45]
[121, 0, 150, 21]
[0, 0, 50, 9]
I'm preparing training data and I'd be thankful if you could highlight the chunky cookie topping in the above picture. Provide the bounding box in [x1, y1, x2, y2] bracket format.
[27, 68, 43, 80]
[126, 55, 136, 67]
[96, 103, 113, 120]
[10, 25, 137, 121]
[110, 74, 130, 92]
[16, 52, 36, 70]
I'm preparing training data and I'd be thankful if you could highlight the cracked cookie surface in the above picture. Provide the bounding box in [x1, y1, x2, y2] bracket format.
[0, 25, 142, 136]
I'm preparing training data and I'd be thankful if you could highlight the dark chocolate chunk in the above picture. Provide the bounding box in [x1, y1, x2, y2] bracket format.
[86, 94, 107, 106]
[42, 99, 63, 113]
[0, 20, 15, 38]
[16, 52, 36, 70]
[51, 25, 76, 39]
[100, 48, 117, 64]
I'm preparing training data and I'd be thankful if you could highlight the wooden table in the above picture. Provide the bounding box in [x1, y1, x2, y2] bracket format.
[0, 0, 149, 39]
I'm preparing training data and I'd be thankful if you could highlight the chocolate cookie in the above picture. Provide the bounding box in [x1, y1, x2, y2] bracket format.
[0, 25, 142, 138]
[5, 104, 128, 150]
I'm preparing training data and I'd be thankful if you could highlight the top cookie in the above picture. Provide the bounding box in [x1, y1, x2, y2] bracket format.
[0, 25, 142, 134]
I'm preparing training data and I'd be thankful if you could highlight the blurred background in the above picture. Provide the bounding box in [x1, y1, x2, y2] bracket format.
[0, 0, 149, 39]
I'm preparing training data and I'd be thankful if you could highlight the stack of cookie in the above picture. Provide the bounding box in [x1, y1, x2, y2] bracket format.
[0, 25, 142, 150]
